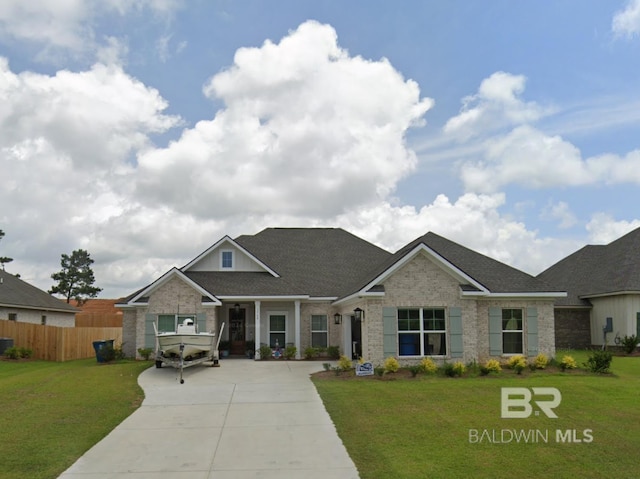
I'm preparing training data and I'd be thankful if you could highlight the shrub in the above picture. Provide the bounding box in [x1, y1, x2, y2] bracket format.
[420, 357, 437, 374]
[383, 356, 400, 373]
[283, 346, 297, 360]
[137, 347, 154, 360]
[258, 345, 272, 360]
[408, 365, 422, 377]
[507, 355, 526, 369]
[620, 335, 639, 354]
[304, 347, 317, 359]
[534, 353, 549, 370]
[4, 346, 22, 359]
[559, 355, 577, 371]
[322, 362, 331, 371]
[374, 366, 385, 377]
[326, 345, 340, 359]
[584, 349, 613, 373]
[19, 347, 33, 359]
[483, 359, 502, 373]
[338, 355, 353, 371]
[452, 361, 466, 376]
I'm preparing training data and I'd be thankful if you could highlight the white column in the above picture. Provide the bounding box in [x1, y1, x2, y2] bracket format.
[294, 300, 301, 359]
[254, 300, 261, 360]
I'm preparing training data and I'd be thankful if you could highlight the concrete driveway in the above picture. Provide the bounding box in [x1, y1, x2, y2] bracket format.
[58, 360, 359, 479]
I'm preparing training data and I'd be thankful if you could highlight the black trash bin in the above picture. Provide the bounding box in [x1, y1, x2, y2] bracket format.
[0, 338, 14, 355]
[92, 339, 115, 363]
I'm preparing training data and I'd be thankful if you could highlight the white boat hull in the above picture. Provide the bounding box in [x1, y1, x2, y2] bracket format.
[157, 333, 215, 358]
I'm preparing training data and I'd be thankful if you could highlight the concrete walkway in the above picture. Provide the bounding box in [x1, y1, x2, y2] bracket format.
[58, 360, 360, 479]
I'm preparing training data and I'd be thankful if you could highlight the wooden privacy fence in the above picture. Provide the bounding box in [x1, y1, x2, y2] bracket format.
[75, 312, 123, 328]
[0, 320, 122, 362]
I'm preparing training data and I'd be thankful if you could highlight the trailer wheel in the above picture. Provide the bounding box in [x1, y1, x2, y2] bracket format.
[155, 360, 163, 369]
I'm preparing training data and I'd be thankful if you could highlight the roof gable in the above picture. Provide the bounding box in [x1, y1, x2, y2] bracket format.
[0, 270, 79, 313]
[538, 226, 640, 305]
[182, 235, 279, 276]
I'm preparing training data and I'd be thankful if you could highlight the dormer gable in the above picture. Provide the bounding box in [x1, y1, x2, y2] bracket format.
[182, 235, 279, 276]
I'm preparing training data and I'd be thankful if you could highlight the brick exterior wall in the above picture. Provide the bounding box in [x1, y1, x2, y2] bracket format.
[554, 308, 591, 349]
[359, 251, 556, 366]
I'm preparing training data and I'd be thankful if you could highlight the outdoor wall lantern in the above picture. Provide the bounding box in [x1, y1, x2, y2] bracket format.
[334, 313, 342, 325]
[353, 307, 364, 321]
[234, 303, 241, 314]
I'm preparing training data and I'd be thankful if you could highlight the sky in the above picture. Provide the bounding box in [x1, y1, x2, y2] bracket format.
[1, 0, 640, 299]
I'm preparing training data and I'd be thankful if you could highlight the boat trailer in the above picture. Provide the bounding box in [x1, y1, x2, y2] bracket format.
[154, 323, 225, 384]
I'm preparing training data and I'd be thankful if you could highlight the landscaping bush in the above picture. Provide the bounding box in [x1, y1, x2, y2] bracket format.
[137, 347, 154, 360]
[482, 359, 502, 374]
[620, 335, 639, 354]
[383, 356, 400, 373]
[507, 355, 527, 374]
[327, 345, 340, 359]
[338, 354, 353, 371]
[258, 345, 272, 360]
[304, 347, 317, 359]
[284, 345, 297, 360]
[534, 353, 549, 369]
[584, 349, 613, 373]
[560, 355, 577, 371]
[452, 361, 466, 376]
[420, 357, 437, 374]
[408, 365, 422, 377]
[4, 346, 22, 359]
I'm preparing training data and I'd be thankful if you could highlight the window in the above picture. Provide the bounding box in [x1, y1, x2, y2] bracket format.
[157, 314, 194, 333]
[221, 250, 233, 269]
[311, 315, 328, 348]
[269, 314, 286, 348]
[398, 308, 447, 356]
[41, 315, 47, 325]
[8, 313, 17, 321]
[502, 309, 523, 354]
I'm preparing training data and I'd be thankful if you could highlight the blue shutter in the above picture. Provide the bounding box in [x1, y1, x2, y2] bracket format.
[489, 307, 502, 356]
[196, 312, 207, 333]
[383, 307, 397, 358]
[449, 307, 463, 358]
[527, 307, 538, 356]
[144, 314, 156, 349]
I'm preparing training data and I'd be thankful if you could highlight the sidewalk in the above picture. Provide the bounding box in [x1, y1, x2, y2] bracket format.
[58, 360, 360, 478]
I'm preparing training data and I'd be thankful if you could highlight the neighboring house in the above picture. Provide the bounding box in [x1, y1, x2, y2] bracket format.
[71, 299, 124, 327]
[0, 269, 78, 326]
[118, 228, 565, 364]
[538, 227, 640, 348]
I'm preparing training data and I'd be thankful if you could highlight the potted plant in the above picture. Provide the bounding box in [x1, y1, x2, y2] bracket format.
[219, 340, 230, 358]
[245, 340, 255, 359]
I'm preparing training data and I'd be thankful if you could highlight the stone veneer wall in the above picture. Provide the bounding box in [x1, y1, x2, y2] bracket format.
[553, 308, 591, 349]
[123, 276, 218, 359]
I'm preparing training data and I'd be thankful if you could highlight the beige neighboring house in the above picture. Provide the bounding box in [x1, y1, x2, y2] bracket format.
[118, 228, 565, 364]
[0, 269, 78, 326]
[539, 226, 640, 349]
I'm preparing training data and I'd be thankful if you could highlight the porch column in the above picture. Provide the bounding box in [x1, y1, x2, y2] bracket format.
[294, 300, 301, 359]
[254, 300, 261, 360]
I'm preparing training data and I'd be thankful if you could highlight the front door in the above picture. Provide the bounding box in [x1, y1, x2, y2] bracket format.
[230, 308, 246, 355]
[351, 315, 362, 359]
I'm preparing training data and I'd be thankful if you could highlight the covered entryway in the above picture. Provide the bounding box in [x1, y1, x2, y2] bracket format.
[229, 306, 246, 355]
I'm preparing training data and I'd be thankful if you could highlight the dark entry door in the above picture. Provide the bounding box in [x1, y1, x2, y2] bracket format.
[351, 316, 362, 359]
[230, 308, 246, 355]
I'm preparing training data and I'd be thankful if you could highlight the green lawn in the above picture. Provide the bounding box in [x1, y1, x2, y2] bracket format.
[0, 359, 150, 479]
[312, 351, 640, 479]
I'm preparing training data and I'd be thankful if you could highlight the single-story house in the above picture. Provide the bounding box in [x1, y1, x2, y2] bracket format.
[0, 269, 78, 326]
[118, 228, 565, 364]
[538, 226, 640, 349]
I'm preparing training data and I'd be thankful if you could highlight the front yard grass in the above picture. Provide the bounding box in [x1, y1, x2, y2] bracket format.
[0, 359, 150, 479]
[312, 351, 640, 479]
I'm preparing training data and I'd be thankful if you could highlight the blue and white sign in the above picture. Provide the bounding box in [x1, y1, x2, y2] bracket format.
[356, 362, 374, 376]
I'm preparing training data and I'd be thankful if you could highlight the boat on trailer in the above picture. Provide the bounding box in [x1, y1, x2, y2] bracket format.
[154, 319, 224, 384]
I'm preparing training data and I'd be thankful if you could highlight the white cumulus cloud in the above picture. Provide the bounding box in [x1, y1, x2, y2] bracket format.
[613, 0, 640, 38]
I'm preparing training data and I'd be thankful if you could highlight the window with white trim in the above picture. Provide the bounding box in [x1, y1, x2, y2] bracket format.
[502, 308, 523, 354]
[398, 308, 447, 356]
[157, 314, 195, 333]
[311, 315, 328, 348]
[8, 313, 17, 321]
[269, 313, 286, 348]
[221, 250, 233, 269]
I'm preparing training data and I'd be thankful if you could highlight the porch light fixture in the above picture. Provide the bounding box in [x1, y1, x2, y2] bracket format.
[234, 303, 240, 314]
[353, 307, 364, 321]
[334, 313, 342, 325]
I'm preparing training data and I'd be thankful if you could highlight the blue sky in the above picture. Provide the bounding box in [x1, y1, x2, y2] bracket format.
[1, 1, 639, 298]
